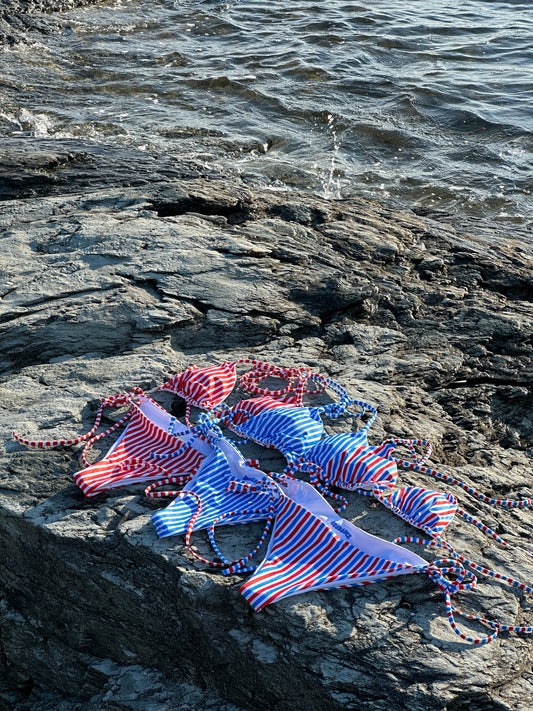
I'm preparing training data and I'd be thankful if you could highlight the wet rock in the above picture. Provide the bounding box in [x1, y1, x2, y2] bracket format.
[0, 139, 215, 200]
[0, 0, 107, 45]
[2, 0, 106, 14]
[0, 169, 532, 711]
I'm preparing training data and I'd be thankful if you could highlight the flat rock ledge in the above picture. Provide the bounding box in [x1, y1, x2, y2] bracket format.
[1, 148, 533, 711]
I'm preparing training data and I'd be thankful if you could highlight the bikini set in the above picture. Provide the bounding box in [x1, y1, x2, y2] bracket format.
[13, 358, 533, 645]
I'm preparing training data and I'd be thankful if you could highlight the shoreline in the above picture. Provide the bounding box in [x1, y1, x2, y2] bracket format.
[0, 0, 108, 45]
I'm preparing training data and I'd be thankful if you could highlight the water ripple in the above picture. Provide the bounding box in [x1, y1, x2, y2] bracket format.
[0, 0, 531, 227]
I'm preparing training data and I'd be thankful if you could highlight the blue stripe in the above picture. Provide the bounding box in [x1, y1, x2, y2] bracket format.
[227, 405, 325, 458]
[152, 447, 274, 538]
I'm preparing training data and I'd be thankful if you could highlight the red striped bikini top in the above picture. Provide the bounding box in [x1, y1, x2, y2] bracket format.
[157, 359, 321, 425]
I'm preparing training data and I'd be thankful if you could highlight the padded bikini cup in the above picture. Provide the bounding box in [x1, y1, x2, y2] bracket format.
[233, 405, 325, 457]
[384, 486, 458, 538]
[304, 433, 399, 492]
[304, 430, 369, 460]
[159, 362, 237, 409]
[303, 437, 456, 535]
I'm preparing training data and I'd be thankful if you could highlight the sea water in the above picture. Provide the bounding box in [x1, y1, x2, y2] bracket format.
[0, 0, 531, 228]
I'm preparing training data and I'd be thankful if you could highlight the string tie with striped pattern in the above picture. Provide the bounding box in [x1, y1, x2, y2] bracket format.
[395, 536, 533, 645]
[12, 386, 143, 467]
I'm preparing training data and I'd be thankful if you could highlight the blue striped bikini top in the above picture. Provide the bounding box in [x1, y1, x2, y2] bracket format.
[226, 403, 326, 459]
[223, 389, 378, 462]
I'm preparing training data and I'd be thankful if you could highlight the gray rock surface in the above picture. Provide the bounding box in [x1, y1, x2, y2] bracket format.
[0, 139, 220, 200]
[0, 0, 108, 46]
[1, 143, 533, 710]
[2, 0, 104, 14]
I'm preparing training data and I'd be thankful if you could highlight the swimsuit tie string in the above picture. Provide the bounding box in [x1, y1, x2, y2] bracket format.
[395, 535, 533, 645]
[385, 445, 531, 509]
[12, 386, 143, 455]
[238, 359, 324, 403]
[151, 412, 226, 463]
[379, 437, 433, 465]
[181, 481, 280, 575]
[283, 457, 349, 513]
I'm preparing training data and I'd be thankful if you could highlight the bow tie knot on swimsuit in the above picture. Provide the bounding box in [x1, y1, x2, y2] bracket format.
[188, 412, 226, 444]
[148, 436, 282, 574]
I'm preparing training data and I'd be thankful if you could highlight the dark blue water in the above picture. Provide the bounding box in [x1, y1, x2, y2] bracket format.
[1, 0, 532, 227]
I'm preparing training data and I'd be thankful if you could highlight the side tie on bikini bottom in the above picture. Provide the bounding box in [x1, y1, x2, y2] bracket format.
[148, 432, 280, 573]
[13, 388, 209, 498]
[73, 395, 210, 497]
[12, 387, 143, 457]
[228, 479, 532, 645]
[394, 536, 533, 645]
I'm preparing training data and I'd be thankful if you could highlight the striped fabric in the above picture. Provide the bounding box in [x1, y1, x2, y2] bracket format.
[150, 436, 275, 538]
[13, 356, 532, 646]
[375, 439, 529, 544]
[157, 359, 320, 420]
[239, 478, 429, 611]
[157, 359, 319, 426]
[158, 362, 238, 423]
[74, 394, 208, 497]
[222, 394, 302, 428]
[223, 372, 374, 458]
[304, 432, 398, 493]
[232, 480, 533, 645]
[303, 434, 517, 544]
[225, 404, 326, 459]
[381, 486, 458, 538]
